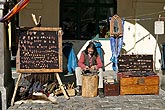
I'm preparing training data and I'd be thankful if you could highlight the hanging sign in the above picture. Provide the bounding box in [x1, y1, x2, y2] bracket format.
[154, 21, 164, 35]
[110, 14, 123, 37]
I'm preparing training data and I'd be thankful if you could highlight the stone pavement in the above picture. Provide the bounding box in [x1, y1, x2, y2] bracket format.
[7, 70, 165, 110]
[7, 89, 165, 110]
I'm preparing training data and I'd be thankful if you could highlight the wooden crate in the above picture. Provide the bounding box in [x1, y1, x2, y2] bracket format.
[104, 82, 119, 96]
[118, 72, 159, 95]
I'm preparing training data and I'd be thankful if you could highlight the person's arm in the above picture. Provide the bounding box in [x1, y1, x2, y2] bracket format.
[78, 53, 87, 70]
[95, 55, 103, 70]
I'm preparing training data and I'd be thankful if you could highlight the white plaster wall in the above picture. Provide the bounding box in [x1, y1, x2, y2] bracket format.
[123, 21, 161, 70]
[117, 0, 165, 70]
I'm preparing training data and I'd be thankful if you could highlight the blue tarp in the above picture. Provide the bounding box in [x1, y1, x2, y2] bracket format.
[63, 43, 77, 74]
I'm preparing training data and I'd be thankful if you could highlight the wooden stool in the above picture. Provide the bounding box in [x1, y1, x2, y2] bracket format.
[82, 74, 98, 97]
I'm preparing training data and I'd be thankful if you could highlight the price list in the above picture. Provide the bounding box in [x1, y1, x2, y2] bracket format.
[17, 27, 63, 73]
[118, 54, 153, 73]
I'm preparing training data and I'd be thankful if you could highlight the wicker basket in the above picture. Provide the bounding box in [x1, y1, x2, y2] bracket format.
[66, 89, 75, 96]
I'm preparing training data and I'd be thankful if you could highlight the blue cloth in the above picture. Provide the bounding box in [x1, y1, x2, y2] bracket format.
[67, 48, 78, 73]
[63, 44, 77, 74]
[109, 17, 125, 72]
[110, 37, 123, 71]
[94, 41, 105, 70]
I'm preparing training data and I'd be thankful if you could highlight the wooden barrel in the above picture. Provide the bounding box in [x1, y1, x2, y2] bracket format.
[82, 74, 98, 97]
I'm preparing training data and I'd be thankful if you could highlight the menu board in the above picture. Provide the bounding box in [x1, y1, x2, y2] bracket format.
[16, 27, 63, 73]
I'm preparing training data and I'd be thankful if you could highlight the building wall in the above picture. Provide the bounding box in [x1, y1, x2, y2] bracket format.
[117, 0, 165, 45]
[18, 0, 165, 90]
[19, 0, 60, 27]
[19, 0, 165, 43]
[18, 0, 165, 70]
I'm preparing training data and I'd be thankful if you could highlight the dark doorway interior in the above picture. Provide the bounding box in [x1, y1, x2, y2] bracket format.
[60, 0, 117, 40]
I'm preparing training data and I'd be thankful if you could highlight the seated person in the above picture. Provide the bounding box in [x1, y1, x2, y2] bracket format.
[75, 42, 104, 98]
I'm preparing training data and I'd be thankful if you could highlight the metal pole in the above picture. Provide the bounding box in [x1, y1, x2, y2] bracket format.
[154, 34, 158, 72]
[0, 1, 9, 110]
[0, 0, 6, 74]
[153, 15, 161, 72]
[0, 0, 15, 109]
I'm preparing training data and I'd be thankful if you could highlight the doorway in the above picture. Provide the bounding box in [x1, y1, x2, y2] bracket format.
[60, 0, 117, 40]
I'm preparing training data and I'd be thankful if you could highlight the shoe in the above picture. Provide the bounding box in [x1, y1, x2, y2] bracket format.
[98, 88, 105, 98]
[76, 86, 82, 96]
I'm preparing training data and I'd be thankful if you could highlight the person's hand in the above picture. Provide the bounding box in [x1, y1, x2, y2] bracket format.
[85, 66, 89, 71]
[90, 65, 96, 70]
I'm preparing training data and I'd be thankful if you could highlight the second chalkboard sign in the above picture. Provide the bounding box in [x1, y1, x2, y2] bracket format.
[16, 27, 63, 73]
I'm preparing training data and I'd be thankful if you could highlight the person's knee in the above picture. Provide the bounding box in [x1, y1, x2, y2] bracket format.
[75, 67, 81, 71]
[75, 67, 83, 75]
[98, 68, 103, 73]
[98, 68, 103, 77]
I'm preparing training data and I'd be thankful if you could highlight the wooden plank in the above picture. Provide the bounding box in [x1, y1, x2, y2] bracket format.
[17, 69, 63, 73]
[11, 73, 22, 106]
[55, 73, 69, 99]
[120, 85, 159, 95]
[19, 27, 61, 31]
[119, 76, 159, 86]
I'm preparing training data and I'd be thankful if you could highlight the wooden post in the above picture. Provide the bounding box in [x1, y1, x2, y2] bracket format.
[55, 73, 69, 99]
[82, 75, 98, 97]
[11, 73, 22, 106]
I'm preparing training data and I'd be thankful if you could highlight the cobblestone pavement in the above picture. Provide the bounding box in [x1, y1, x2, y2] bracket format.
[8, 89, 165, 110]
[8, 70, 165, 110]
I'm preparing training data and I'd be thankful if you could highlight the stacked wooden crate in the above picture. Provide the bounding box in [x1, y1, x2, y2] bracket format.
[104, 81, 119, 96]
[117, 54, 159, 95]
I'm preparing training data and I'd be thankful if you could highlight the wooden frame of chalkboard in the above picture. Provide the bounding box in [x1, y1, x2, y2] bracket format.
[16, 27, 63, 73]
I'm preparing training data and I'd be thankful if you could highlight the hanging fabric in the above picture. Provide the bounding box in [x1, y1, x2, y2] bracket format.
[63, 42, 77, 75]
[109, 15, 124, 75]
[0, 0, 30, 22]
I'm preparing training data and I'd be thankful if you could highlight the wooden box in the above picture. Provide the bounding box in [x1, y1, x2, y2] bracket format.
[118, 72, 159, 95]
[104, 82, 119, 96]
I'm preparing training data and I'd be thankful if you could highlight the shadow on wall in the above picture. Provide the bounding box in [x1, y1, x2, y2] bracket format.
[161, 71, 165, 91]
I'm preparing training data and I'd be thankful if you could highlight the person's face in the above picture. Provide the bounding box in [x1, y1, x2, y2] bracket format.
[88, 47, 94, 55]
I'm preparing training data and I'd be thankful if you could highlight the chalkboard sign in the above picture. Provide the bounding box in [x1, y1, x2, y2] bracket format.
[118, 54, 153, 73]
[16, 27, 63, 73]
